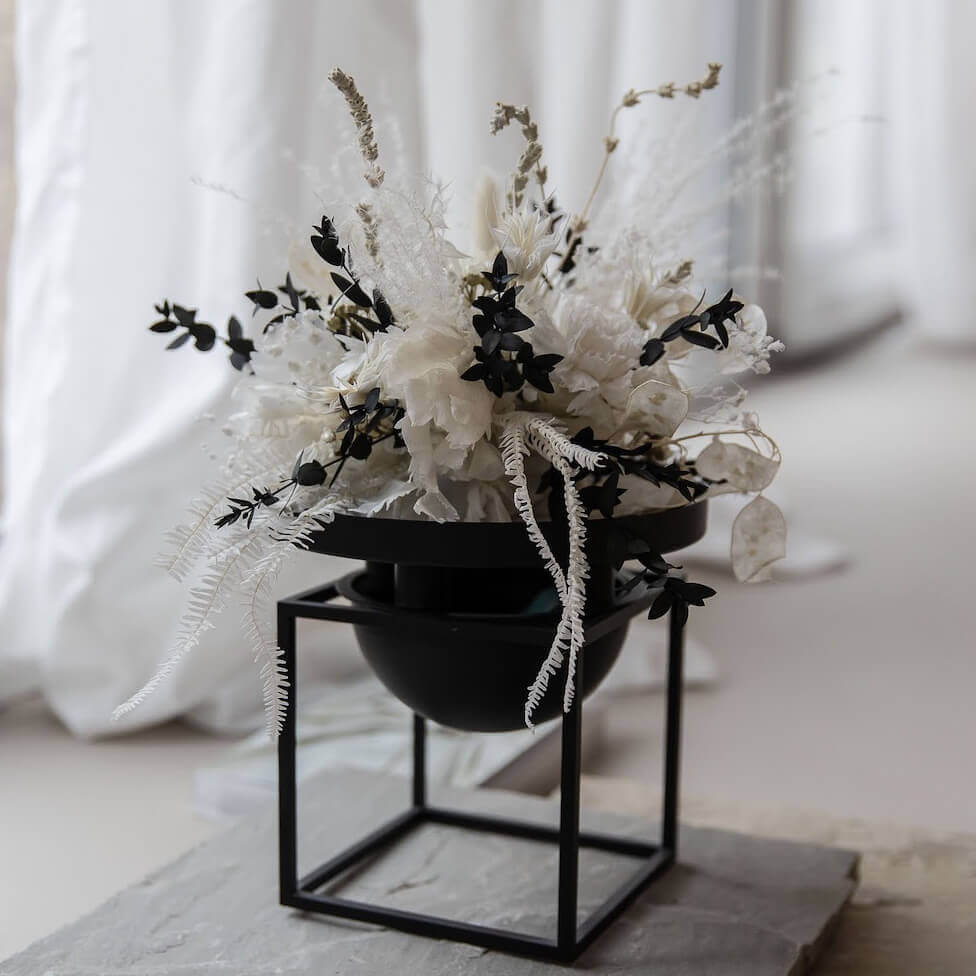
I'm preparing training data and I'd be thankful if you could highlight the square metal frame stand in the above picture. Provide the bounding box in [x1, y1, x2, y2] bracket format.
[277, 574, 685, 965]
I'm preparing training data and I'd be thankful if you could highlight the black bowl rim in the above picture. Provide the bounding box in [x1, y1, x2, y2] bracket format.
[334, 569, 648, 627]
[306, 501, 707, 567]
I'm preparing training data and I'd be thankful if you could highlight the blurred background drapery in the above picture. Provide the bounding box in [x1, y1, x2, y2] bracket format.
[0, 0, 971, 737]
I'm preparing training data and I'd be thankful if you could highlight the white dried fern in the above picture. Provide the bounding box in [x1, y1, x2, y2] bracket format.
[501, 415, 607, 726]
[156, 451, 289, 582]
[116, 488, 336, 733]
[499, 419, 567, 605]
[238, 500, 337, 738]
[113, 530, 262, 722]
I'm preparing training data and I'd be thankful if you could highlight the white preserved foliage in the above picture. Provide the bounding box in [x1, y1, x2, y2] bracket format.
[129, 63, 789, 735]
[731, 495, 788, 582]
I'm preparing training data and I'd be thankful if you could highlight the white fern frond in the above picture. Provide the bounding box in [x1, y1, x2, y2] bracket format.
[156, 452, 290, 581]
[498, 415, 593, 727]
[239, 500, 339, 738]
[113, 534, 261, 722]
[499, 417, 567, 605]
[556, 450, 589, 713]
[526, 417, 608, 472]
[522, 445, 589, 725]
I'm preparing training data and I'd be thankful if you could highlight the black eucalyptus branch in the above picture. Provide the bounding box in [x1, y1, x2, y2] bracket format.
[150, 302, 255, 371]
[245, 272, 321, 334]
[460, 251, 562, 397]
[617, 548, 716, 627]
[311, 215, 395, 334]
[214, 388, 406, 529]
[540, 426, 711, 523]
[639, 288, 743, 367]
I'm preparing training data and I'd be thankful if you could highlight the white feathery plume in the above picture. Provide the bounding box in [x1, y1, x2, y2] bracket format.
[156, 450, 289, 582]
[239, 500, 338, 738]
[113, 531, 261, 722]
[499, 417, 567, 605]
[500, 415, 608, 727]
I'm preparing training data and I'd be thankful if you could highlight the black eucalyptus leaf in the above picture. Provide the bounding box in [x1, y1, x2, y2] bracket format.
[494, 307, 534, 333]
[483, 250, 518, 291]
[330, 273, 372, 308]
[172, 305, 197, 328]
[166, 332, 191, 349]
[296, 460, 327, 486]
[373, 289, 394, 329]
[461, 362, 486, 381]
[349, 433, 372, 460]
[482, 330, 502, 355]
[637, 550, 669, 575]
[647, 590, 674, 619]
[681, 328, 719, 350]
[524, 366, 554, 394]
[346, 311, 381, 333]
[245, 288, 278, 311]
[472, 314, 490, 338]
[191, 326, 217, 351]
[311, 216, 344, 265]
[661, 314, 701, 341]
[640, 339, 665, 366]
[670, 580, 717, 605]
[531, 353, 562, 370]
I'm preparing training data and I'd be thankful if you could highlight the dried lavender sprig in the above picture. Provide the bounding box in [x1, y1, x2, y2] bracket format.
[356, 201, 381, 262]
[490, 103, 548, 207]
[328, 67, 384, 188]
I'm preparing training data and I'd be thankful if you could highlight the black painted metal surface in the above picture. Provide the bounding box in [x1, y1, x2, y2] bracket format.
[304, 501, 708, 567]
[277, 563, 687, 963]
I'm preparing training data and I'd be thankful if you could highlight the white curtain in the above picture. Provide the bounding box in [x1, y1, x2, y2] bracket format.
[0, 0, 734, 736]
[888, 0, 976, 343]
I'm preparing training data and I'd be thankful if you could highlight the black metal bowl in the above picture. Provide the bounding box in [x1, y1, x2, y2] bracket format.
[309, 503, 708, 732]
[336, 565, 640, 732]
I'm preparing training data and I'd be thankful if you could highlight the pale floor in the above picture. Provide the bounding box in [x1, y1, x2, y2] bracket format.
[593, 329, 976, 837]
[1, 330, 974, 961]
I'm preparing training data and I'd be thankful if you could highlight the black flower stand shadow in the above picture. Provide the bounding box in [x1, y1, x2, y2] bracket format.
[276, 504, 706, 965]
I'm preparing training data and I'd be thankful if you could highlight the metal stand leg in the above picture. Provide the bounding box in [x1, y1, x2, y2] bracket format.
[412, 714, 426, 809]
[277, 606, 298, 905]
[276, 574, 685, 964]
[557, 659, 584, 957]
[662, 605, 685, 855]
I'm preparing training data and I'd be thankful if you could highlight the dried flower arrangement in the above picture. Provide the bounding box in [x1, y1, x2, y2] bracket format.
[117, 63, 786, 736]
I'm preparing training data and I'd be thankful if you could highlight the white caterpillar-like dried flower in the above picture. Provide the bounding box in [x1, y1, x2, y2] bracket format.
[328, 67, 385, 188]
[355, 202, 381, 261]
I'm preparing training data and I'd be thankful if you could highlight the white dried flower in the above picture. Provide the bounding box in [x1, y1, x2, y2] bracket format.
[714, 304, 785, 375]
[490, 206, 559, 281]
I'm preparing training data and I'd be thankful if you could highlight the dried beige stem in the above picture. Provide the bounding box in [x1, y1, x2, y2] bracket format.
[573, 63, 723, 242]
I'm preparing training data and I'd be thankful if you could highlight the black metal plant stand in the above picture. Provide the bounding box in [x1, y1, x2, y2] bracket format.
[276, 572, 686, 965]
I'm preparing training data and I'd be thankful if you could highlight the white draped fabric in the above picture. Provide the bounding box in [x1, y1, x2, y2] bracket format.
[0, 0, 734, 735]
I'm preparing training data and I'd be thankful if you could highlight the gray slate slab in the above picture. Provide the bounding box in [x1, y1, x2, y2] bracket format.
[2, 769, 857, 975]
